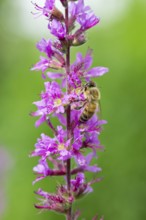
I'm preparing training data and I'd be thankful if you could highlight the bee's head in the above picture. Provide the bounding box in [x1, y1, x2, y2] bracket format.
[86, 81, 96, 88]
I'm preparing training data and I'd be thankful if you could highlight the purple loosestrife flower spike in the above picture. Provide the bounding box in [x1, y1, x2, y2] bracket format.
[30, 0, 108, 219]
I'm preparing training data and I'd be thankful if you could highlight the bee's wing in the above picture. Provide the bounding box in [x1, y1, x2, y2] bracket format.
[97, 100, 102, 119]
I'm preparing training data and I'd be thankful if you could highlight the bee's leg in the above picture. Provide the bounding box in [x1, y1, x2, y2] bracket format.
[72, 101, 87, 110]
[74, 106, 83, 110]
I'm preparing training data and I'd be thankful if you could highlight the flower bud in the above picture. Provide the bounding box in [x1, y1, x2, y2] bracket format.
[50, 7, 64, 22]
[35, 187, 74, 214]
[72, 32, 86, 46]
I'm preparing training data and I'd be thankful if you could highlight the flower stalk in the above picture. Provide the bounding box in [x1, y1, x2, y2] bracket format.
[65, 3, 72, 219]
[30, 0, 108, 219]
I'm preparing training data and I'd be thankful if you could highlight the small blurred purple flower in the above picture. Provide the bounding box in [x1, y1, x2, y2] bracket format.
[36, 38, 65, 65]
[31, 81, 66, 126]
[32, 0, 55, 17]
[69, 50, 108, 88]
[0, 148, 13, 217]
[48, 20, 66, 40]
[69, 0, 100, 30]
[71, 173, 93, 199]
[36, 38, 54, 57]
[75, 152, 101, 173]
[31, 56, 64, 74]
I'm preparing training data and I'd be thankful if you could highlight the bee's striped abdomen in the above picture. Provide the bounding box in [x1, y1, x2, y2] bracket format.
[79, 102, 97, 123]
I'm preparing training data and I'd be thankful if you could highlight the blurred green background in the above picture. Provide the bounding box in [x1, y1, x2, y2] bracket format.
[0, 0, 146, 219]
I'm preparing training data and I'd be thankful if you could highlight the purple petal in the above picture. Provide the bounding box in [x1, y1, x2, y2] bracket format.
[87, 67, 109, 77]
[35, 115, 46, 127]
[46, 72, 64, 79]
[33, 176, 45, 185]
[86, 165, 101, 173]
[54, 113, 66, 126]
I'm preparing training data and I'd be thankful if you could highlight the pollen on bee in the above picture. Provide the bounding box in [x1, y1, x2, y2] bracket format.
[75, 87, 82, 95]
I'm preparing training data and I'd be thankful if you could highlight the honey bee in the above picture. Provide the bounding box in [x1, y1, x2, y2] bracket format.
[79, 81, 101, 123]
